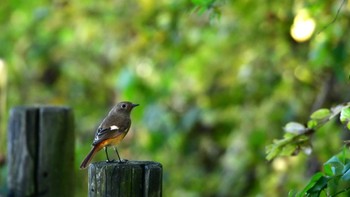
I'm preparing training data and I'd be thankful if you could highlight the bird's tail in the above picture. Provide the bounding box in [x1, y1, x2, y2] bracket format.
[80, 145, 102, 169]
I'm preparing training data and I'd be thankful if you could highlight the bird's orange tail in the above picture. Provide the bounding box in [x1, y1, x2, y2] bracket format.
[80, 145, 102, 169]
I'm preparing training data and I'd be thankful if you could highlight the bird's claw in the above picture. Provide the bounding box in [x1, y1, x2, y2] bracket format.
[106, 159, 116, 163]
[118, 159, 128, 163]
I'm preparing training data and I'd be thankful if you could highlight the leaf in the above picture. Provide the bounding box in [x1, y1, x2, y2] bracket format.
[302, 172, 324, 191]
[310, 108, 331, 120]
[295, 148, 350, 196]
[299, 172, 327, 197]
[340, 107, 350, 129]
[327, 176, 341, 196]
[266, 131, 313, 161]
[324, 156, 344, 176]
[341, 165, 350, 181]
[339, 147, 350, 163]
[266, 139, 294, 161]
[283, 132, 297, 139]
[307, 120, 318, 129]
[266, 143, 281, 161]
[281, 144, 299, 156]
[340, 151, 350, 181]
[284, 122, 306, 134]
[307, 108, 334, 130]
[191, 0, 215, 7]
[325, 155, 341, 165]
[266, 135, 293, 161]
[330, 104, 347, 119]
[288, 190, 297, 197]
[306, 177, 328, 196]
[340, 107, 350, 122]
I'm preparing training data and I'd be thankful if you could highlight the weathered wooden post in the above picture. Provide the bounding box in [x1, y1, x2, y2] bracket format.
[7, 106, 74, 197]
[88, 161, 162, 197]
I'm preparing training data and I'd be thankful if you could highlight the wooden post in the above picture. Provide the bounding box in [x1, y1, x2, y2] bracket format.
[7, 106, 74, 197]
[88, 161, 162, 197]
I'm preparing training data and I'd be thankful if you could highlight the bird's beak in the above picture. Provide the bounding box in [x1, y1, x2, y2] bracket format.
[132, 103, 139, 108]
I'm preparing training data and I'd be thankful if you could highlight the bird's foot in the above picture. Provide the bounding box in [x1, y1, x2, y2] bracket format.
[106, 159, 116, 163]
[118, 159, 128, 163]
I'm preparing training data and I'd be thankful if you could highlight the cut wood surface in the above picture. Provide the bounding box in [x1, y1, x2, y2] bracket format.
[88, 161, 162, 197]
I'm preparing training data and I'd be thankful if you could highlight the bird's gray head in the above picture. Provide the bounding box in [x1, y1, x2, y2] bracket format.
[111, 101, 139, 114]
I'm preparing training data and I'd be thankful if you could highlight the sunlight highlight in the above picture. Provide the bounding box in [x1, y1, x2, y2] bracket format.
[290, 9, 316, 42]
[272, 158, 287, 172]
[136, 58, 154, 78]
[294, 66, 312, 83]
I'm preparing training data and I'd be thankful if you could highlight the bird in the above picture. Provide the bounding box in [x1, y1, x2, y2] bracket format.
[80, 101, 139, 169]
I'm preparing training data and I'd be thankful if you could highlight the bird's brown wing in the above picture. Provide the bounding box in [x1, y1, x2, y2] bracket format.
[92, 125, 129, 146]
[92, 114, 131, 146]
[96, 127, 112, 137]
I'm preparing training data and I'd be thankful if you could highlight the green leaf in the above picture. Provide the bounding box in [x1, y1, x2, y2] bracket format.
[340, 107, 350, 129]
[341, 165, 350, 181]
[307, 120, 318, 129]
[288, 189, 297, 197]
[284, 122, 306, 134]
[281, 144, 299, 156]
[296, 148, 350, 196]
[340, 107, 350, 122]
[266, 131, 313, 161]
[299, 172, 327, 196]
[310, 108, 331, 120]
[266, 143, 281, 161]
[330, 104, 346, 119]
[266, 139, 295, 161]
[327, 176, 341, 196]
[339, 147, 350, 163]
[283, 132, 299, 140]
[302, 172, 324, 191]
[192, 0, 215, 7]
[306, 176, 328, 196]
[324, 156, 344, 176]
[325, 155, 341, 165]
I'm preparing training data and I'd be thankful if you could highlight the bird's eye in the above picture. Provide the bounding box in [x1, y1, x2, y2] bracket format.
[121, 104, 127, 109]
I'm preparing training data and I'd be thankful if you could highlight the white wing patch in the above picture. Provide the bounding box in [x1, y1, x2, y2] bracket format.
[110, 125, 119, 130]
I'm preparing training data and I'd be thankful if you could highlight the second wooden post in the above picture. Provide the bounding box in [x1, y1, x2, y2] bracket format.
[7, 106, 74, 197]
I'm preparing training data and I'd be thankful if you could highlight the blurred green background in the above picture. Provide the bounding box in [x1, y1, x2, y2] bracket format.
[1, 0, 350, 196]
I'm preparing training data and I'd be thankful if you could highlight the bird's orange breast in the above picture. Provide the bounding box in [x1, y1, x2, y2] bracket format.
[99, 132, 128, 147]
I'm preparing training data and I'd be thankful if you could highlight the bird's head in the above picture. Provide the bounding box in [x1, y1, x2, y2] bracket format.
[113, 101, 139, 114]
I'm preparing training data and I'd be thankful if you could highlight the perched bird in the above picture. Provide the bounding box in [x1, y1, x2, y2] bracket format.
[80, 101, 139, 169]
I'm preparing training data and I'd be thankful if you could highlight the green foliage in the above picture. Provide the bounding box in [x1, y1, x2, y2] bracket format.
[293, 148, 350, 197]
[294, 172, 327, 197]
[191, 0, 221, 19]
[266, 132, 311, 161]
[340, 107, 350, 130]
[192, 0, 215, 8]
[267, 103, 350, 161]
[267, 104, 350, 196]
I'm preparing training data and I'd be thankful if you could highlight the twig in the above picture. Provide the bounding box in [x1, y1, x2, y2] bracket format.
[317, 0, 346, 35]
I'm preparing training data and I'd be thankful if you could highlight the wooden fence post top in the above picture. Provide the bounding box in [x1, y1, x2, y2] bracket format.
[90, 160, 162, 168]
[88, 160, 163, 197]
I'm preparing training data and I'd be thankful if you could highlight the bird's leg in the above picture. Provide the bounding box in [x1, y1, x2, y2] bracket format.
[105, 147, 112, 163]
[113, 146, 126, 163]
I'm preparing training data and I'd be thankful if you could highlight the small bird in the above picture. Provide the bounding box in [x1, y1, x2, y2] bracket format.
[80, 101, 139, 169]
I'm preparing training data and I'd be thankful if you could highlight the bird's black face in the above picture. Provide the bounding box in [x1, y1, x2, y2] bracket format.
[117, 101, 139, 113]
